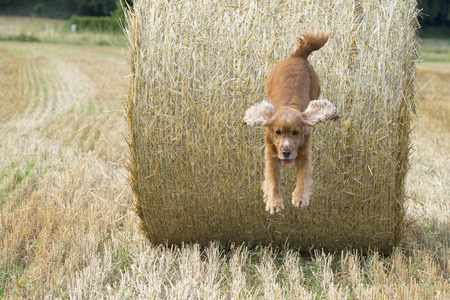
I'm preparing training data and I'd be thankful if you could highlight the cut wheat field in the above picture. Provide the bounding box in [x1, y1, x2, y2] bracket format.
[0, 24, 449, 299]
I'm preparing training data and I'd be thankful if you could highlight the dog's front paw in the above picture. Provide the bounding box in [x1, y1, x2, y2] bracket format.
[266, 200, 285, 214]
[264, 193, 285, 214]
[292, 192, 310, 208]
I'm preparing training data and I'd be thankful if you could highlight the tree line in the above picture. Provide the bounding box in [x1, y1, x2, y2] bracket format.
[0, 0, 448, 28]
[419, 0, 449, 27]
[0, 0, 133, 18]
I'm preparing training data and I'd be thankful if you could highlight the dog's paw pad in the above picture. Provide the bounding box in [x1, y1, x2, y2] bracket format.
[266, 201, 285, 214]
[292, 195, 309, 208]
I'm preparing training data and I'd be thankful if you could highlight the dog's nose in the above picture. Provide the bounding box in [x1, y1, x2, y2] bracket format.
[282, 149, 292, 158]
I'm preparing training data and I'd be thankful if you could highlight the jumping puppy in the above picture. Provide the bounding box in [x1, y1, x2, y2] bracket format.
[242, 30, 340, 214]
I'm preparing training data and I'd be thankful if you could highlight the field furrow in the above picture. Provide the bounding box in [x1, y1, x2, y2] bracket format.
[16, 55, 27, 108]
[39, 62, 60, 119]
[23, 59, 38, 114]
[0, 52, 21, 121]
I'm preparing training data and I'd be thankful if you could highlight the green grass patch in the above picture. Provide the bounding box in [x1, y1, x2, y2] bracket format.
[69, 16, 123, 33]
[87, 102, 96, 116]
[41, 78, 48, 103]
[421, 56, 450, 62]
[94, 130, 101, 142]
[10, 161, 35, 187]
[107, 249, 133, 285]
[0, 32, 40, 43]
[0, 260, 26, 297]
[420, 38, 450, 62]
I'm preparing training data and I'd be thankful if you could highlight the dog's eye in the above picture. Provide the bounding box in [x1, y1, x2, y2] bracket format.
[275, 130, 281, 135]
[293, 130, 299, 136]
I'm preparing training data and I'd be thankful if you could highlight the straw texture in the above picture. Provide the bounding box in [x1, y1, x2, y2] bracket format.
[125, 0, 419, 253]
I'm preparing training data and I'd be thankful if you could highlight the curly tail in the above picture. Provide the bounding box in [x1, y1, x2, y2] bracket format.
[291, 30, 329, 58]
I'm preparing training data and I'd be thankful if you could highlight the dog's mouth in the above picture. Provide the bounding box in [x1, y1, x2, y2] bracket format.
[281, 159, 295, 164]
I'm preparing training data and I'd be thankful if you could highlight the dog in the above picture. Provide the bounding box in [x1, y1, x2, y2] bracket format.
[242, 30, 340, 214]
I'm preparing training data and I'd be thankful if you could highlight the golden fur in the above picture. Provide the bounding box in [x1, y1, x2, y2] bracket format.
[242, 30, 340, 214]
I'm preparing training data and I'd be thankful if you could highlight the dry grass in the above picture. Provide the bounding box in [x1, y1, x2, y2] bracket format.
[0, 41, 132, 297]
[403, 61, 450, 279]
[0, 49, 24, 122]
[0, 16, 449, 299]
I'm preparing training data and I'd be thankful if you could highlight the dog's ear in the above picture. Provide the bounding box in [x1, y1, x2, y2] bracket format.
[301, 99, 340, 126]
[242, 101, 274, 127]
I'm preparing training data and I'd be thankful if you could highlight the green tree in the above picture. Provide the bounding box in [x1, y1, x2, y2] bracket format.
[418, 0, 450, 27]
[110, 0, 126, 20]
[72, 0, 116, 16]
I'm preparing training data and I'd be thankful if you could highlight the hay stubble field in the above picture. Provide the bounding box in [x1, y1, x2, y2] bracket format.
[0, 17, 449, 299]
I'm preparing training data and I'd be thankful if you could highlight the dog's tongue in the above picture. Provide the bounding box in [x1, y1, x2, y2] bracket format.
[281, 159, 294, 164]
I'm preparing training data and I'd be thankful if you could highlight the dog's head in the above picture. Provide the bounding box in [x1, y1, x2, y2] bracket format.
[242, 99, 340, 163]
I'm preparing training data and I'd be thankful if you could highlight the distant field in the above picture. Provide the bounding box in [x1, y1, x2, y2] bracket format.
[0, 17, 448, 298]
[0, 16, 126, 46]
[421, 38, 450, 62]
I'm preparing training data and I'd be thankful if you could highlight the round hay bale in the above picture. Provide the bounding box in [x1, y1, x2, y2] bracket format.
[125, 0, 419, 253]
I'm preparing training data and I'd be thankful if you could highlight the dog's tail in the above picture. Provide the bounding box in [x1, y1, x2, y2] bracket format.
[291, 30, 329, 58]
